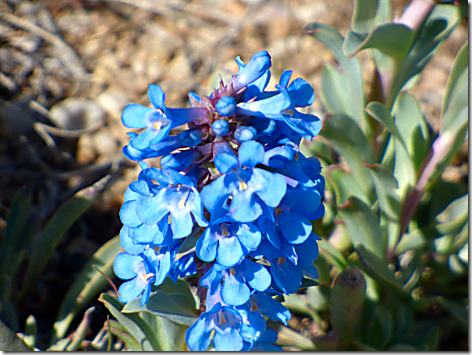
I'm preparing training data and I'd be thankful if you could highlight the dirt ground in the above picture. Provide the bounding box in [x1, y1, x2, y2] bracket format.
[0, 0, 468, 350]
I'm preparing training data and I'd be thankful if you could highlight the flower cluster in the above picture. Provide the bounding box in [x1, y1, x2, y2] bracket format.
[114, 51, 325, 351]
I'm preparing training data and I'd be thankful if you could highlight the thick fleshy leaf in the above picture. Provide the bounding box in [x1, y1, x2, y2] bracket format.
[340, 196, 386, 260]
[442, 41, 468, 116]
[304, 22, 367, 135]
[321, 113, 374, 195]
[343, 24, 414, 59]
[388, 5, 461, 107]
[122, 290, 198, 326]
[351, 0, 390, 33]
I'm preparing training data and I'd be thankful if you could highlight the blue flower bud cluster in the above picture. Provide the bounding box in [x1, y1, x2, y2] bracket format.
[114, 51, 325, 351]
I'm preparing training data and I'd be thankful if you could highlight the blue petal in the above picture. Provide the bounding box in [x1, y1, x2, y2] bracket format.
[117, 276, 144, 303]
[200, 264, 225, 295]
[119, 200, 142, 228]
[236, 89, 291, 120]
[221, 270, 251, 306]
[201, 176, 232, 212]
[242, 259, 271, 292]
[123, 186, 141, 202]
[288, 77, 315, 107]
[214, 152, 238, 174]
[238, 140, 264, 167]
[279, 70, 292, 87]
[141, 283, 152, 306]
[277, 211, 312, 244]
[235, 223, 261, 251]
[196, 227, 218, 262]
[129, 180, 150, 196]
[211, 119, 230, 135]
[232, 51, 271, 92]
[170, 208, 193, 239]
[154, 252, 172, 285]
[185, 315, 214, 351]
[189, 190, 209, 228]
[132, 223, 161, 244]
[230, 188, 262, 223]
[214, 326, 244, 351]
[113, 252, 142, 280]
[251, 169, 287, 208]
[129, 126, 161, 150]
[135, 191, 168, 225]
[120, 227, 146, 254]
[121, 104, 154, 128]
[217, 236, 244, 267]
[148, 84, 165, 109]
[270, 258, 302, 294]
[294, 236, 320, 266]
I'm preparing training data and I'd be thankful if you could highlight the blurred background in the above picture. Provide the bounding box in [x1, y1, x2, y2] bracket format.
[0, 0, 468, 350]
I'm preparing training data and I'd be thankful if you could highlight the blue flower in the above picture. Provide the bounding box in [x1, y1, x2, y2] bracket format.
[201, 140, 287, 222]
[196, 216, 261, 267]
[200, 259, 271, 306]
[135, 168, 208, 239]
[231, 51, 271, 93]
[185, 302, 245, 351]
[113, 247, 170, 306]
[122, 85, 207, 151]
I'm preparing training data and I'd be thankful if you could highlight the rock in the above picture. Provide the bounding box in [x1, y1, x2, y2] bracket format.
[49, 98, 106, 130]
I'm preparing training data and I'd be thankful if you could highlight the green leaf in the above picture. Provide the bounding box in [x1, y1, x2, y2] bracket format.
[442, 41, 468, 116]
[306, 285, 330, 311]
[351, 0, 391, 33]
[318, 240, 348, 271]
[441, 65, 468, 135]
[365, 101, 407, 149]
[364, 306, 392, 350]
[344, 24, 414, 59]
[339, 197, 385, 259]
[329, 267, 366, 347]
[321, 113, 375, 195]
[283, 294, 312, 317]
[140, 312, 187, 351]
[18, 175, 110, 303]
[52, 234, 121, 343]
[122, 290, 198, 326]
[0, 274, 11, 307]
[387, 343, 417, 351]
[326, 166, 370, 207]
[175, 231, 201, 261]
[65, 307, 95, 351]
[394, 92, 429, 170]
[437, 297, 468, 329]
[154, 277, 196, 308]
[22, 315, 37, 349]
[304, 23, 367, 134]
[0, 318, 31, 351]
[99, 293, 156, 351]
[366, 163, 399, 220]
[388, 5, 461, 107]
[352, 245, 413, 303]
[1, 188, 31, 277]
[106, 320, 142, 351]
[436, 193, 468, 235]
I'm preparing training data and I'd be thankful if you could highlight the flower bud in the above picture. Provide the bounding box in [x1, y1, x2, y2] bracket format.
[215, 96, 237, 117]
[211, 119, 230, 136]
